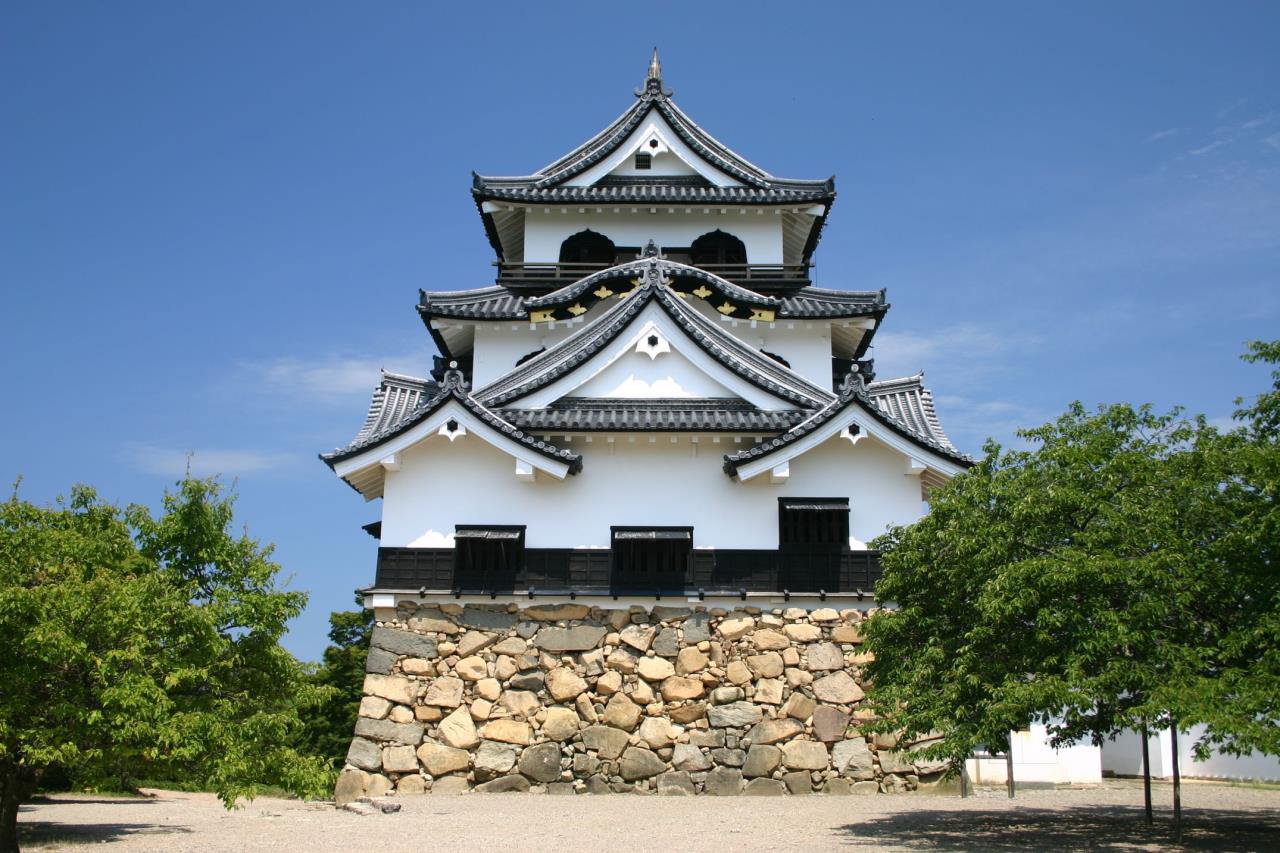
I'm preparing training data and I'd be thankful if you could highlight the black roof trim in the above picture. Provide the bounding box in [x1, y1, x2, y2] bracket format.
[503, 398, 808, 432]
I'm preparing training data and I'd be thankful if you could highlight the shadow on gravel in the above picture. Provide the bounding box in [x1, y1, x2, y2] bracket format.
[833, 805, 1280, 851]
[19, 798, 192, 848]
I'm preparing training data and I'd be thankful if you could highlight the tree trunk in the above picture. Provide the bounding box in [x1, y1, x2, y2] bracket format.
[1170, 722, 1183, 843]
[0, 761, 37, 853]
[1140, 720, 1153, 825]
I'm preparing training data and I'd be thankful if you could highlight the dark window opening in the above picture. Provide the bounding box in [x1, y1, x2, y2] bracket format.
[611, 526, 691, 591]
[515, 347, 546, 366]
[779, 499, 850, 549]
[454, 525, 525, 591]
[634, 152, 652, 169]
[559, 229, 617, 265]
[761, 349, 791, 368]
[691, 229, 748, 266]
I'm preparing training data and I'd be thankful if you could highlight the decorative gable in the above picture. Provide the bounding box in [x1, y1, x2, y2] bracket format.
[568, 113, 740, 187]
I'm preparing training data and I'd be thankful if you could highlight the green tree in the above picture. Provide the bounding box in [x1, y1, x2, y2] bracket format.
[299, 598, 373, 769]
[0, 477, 331, 852]
[861, 340, 1279, 778]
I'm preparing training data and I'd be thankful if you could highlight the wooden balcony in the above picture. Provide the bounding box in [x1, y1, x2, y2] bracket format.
[495, 261, 812, 290]
[372, 546, 882, 597]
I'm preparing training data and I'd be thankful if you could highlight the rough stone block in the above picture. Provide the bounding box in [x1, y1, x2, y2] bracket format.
[474, 775, 531, 793]
[334, 769, 368, 806]
[365, 646, 396, 675]
[656, 770, 696, 795]
[582, 725, 630, 760]
[781, 740, 830, 770]
[743, 777, 787, 796]
[704, 766, 743, 795]
[519, 742, 563, 783]
[354, 717, 424, 746]
[459, 606, 517, 631]
[707, 701, 762, 728]
[534, 625, 607, 652]
[742, 744, 781, 778]
[783, 770, 813, 794]
[371, 626, 438, 659]
[417, 742, 470, 776]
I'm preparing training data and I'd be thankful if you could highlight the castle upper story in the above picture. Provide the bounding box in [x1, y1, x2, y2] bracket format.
[423, 51, 885, 393]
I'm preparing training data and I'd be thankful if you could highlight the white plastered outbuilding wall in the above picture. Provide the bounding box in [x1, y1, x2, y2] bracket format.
[378, 429, 923, 550]
[966, 725, 1103, 786]
[1102, 726, 1280, 783]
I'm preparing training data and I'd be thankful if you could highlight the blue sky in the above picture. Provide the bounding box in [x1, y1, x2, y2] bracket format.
[3, 2, 1278, 660]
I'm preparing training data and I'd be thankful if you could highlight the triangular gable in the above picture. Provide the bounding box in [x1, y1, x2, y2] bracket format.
[323, 371, 581, 499]
[722, 377, 972, 485]
[475, 262, 836, 412]
[568, 112, 740, 188]
[536, 310, 770, 407]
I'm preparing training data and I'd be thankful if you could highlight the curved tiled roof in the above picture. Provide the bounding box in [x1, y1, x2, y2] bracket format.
[475, 177, 835, 206]
[473, 259, 837, 410]
[504, 398, 807, 432]
[417, 265, 885, 323]
[353, 371, 436, 444]
[721, 374, 973, 476]
[321, 370, 582, 474]
[867, 373, 958, 454]
[419, 286, 524, 320]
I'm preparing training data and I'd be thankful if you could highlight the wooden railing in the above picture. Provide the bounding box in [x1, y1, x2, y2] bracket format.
[495, 261, 812, 287]
[374, 547, 880, 595]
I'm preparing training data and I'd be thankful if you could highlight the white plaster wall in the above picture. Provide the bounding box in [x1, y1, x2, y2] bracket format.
[966, 725, 1102, 786]
[523, 211, 784, 264]
[570, 345, 737, 399]
[1102, 726, 1280, 783]
[379, 430, 923, 550]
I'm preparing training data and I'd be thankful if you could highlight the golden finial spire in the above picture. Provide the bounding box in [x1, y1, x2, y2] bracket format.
[647, 47, 662, 82]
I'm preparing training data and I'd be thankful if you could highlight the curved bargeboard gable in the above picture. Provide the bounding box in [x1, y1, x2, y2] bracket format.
[499, 304, 795, 410]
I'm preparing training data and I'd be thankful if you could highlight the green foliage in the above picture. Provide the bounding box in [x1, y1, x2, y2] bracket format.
[0, 477, 332, 849]
[862, 340, 1280, 767]
[298, 597, 373, 770]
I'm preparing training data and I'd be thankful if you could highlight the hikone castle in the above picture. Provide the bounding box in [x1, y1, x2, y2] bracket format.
[321, 53, 1098, 799]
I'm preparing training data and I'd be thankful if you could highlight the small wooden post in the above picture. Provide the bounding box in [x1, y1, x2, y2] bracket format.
[1170, 722, 1183, 843]
[1140, 721, 1153, 826]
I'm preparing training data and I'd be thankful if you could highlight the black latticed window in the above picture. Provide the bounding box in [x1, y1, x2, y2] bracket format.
[454, 525, 525, 591]
[610, 527, 691, 592]
[634, 152, 652, 169]
[778, 499, 849, 591]
[778, 498, 850, 547]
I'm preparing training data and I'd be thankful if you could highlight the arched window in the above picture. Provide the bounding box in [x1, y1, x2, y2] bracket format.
[559, 230, 616, 265]
[690, 230, 747, 266]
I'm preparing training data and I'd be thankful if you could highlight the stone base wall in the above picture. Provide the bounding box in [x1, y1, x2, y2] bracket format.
[335, 602, 947, 801]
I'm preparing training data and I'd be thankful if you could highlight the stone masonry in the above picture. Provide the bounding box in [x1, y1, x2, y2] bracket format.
[334, 602, 950, 801]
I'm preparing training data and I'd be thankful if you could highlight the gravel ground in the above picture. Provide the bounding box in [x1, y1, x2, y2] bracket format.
[17, 780, 1280, 852]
